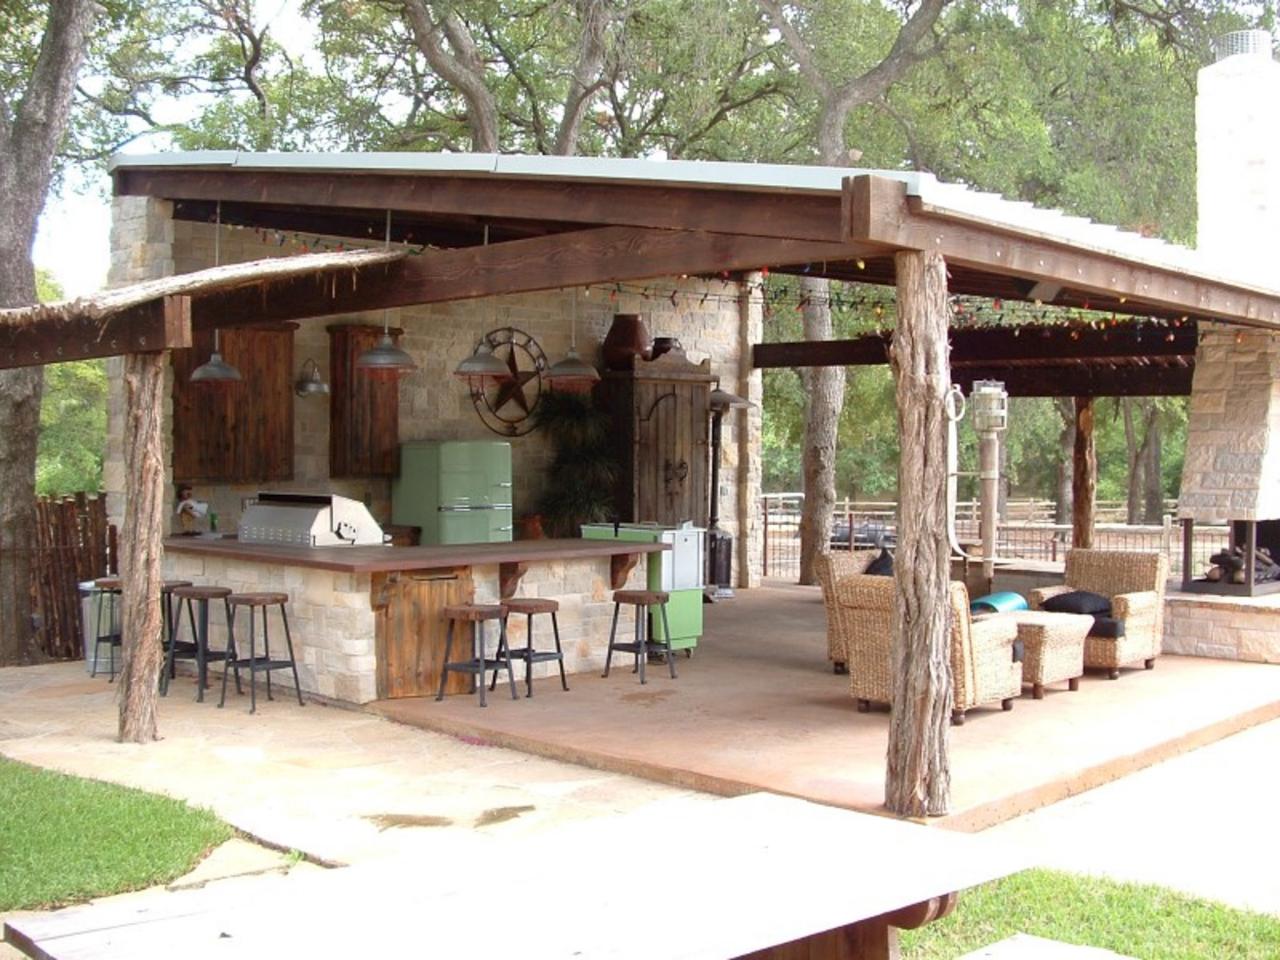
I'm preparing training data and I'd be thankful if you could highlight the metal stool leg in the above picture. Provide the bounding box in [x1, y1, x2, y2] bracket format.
[659, 601, 677, 679]
[219, 603, 235, 708]
[248, 605, 259, 714]
[225, 597, 242, 694]
[435, 620, 456, 702]
[637, 605, 647, 685]
[551, 612, 568, 691]
[523, 613, 534, 697]
[195, 598, 210, 702]
[500, 618, 518, 701]
[602, 602, 620, 678]
[476, 621, 488, 708]
[262, 606, 274, 702]
[278, 604, 304, 706]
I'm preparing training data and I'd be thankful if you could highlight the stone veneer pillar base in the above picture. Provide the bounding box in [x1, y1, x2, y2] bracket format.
[1163, 591, 1280, 663]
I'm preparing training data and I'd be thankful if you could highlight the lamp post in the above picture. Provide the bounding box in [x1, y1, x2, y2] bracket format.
[707, 386, 753, 598]
[969, 380, 1008, 584]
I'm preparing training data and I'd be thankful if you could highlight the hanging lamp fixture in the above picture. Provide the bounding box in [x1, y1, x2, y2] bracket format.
[452, 226, 514, 386]
[544, 287, 599, 392]
[356, 210, 417, 377]
[190, 201, 244, 384]
[294, 358, 330, 397]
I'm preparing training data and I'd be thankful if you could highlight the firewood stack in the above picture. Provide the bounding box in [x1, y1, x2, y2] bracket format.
[1205, 546, 1280, 584]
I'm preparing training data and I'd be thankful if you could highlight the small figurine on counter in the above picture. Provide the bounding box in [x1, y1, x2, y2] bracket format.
[175, 485, 208, 535]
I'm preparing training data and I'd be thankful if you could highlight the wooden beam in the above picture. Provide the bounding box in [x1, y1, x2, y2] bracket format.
[844, 175, 1280, 329]
[0, 295, 192, 371]
[116, 167, 850, 243]
[952, 364, 1192, 397]
[754, 323, 1197, 371]
[1073, 397, 1096, 548]
[185, 226, 874, 331]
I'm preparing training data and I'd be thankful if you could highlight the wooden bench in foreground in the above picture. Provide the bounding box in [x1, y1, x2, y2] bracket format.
[5, 792, 1026, 959]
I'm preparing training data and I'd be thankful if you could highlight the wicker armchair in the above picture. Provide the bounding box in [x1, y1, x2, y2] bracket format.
[1028, 548, 1169, 679]
[815, 549, 878, 673]
[833, 574, 1023, 725]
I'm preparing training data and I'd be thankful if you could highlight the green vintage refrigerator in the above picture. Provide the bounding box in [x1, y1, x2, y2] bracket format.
[392, 441, 513, 544]
[580, 522, 705, 650]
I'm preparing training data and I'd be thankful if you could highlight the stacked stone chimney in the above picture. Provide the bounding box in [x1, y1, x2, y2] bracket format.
[1178, 30, 1280, 526]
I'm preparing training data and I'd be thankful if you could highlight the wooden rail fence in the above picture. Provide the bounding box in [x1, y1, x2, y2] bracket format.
[33, 494, 116, 660]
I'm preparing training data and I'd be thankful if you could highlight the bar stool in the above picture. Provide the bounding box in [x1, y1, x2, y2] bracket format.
[90, 576, 122, 681]
[603, 589, 676, 685]
[220, 592, 304, 714]
[436, 604, 516, 707]
[159, 580, 192, 687]
[166, 585, 235, 701]
[490, 597, 567, 698]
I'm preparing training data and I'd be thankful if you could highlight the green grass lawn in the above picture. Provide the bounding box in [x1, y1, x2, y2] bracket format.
[902, 868, 1280, 959]
[0, 756, 232, 911]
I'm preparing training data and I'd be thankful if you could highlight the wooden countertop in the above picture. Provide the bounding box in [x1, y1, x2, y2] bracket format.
[163, 536, 667, 574]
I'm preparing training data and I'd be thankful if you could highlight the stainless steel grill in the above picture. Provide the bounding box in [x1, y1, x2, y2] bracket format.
[238, 493, 386, 547]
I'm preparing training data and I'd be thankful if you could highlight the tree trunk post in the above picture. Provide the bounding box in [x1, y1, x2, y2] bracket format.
[1072, 397, 1096, 549]
[885, 250, 952, 818]
[797, 276, 845, 585]
[118, 351, 166, 743]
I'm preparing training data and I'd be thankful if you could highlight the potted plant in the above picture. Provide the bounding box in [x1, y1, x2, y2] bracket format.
[535, 391, 618, 536]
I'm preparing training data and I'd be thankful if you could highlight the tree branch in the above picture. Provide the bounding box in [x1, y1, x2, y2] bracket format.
[401, 0, 499, 151]
[553, 0, 615, 156]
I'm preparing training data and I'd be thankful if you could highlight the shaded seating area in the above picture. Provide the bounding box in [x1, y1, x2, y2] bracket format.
[833, 574, 1023, 724]
[1029, 549, 1169, 679]
[814, 548, 877, 674]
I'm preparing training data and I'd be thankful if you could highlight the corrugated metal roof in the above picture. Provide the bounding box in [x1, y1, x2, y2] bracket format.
[108, 150, 1280, 296]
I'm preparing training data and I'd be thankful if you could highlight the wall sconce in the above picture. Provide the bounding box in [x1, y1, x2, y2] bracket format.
[294, 358, 330, 397]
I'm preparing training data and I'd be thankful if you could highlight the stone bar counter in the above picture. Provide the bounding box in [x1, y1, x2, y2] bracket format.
[163, 537, 666, 704]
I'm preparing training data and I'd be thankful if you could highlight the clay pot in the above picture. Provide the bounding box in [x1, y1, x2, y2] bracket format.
[517, 514, 545, 540]
[601, 314, 651, 370]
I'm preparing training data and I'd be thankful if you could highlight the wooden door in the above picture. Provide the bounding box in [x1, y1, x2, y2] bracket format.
[633, 380, 710, 527]
[373, 567, 475, 699]
[328, 324, 401, 478]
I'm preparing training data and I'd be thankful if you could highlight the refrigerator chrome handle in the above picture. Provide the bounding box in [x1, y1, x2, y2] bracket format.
[495, 481, 513, 488]
[496, 525, 514, 532]
[438, 505, 478, 512]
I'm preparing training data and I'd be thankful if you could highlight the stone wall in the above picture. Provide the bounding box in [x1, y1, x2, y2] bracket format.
[1177, 327, 1280, 523]
[106, 202, 762, 586]
[1164, 592, 1280, 664]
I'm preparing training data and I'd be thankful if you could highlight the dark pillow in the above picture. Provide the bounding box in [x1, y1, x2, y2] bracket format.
[1088, 616, 1125, 639]
[1043, 590, 1111, 616]
[1011, 639, 1024, 663]
[865, 548, 894, 577]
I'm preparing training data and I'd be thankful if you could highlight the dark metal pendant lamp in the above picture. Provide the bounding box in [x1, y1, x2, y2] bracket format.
[544, 288, 600, 391]
[191, 201, 243, 384]
[356, 210, 417, 377]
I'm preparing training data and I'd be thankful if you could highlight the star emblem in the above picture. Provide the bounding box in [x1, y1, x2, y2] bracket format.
[488, 343, 539, 415]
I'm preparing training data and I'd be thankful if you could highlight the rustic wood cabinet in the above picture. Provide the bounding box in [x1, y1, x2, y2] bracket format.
[602, 351, 714, 527]
[327, 324, 401, 478]
[373, 567, 475, 698]
[171, 323, 295, 483]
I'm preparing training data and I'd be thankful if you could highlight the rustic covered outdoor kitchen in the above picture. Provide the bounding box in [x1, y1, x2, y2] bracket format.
[7, 138, 1280, 818]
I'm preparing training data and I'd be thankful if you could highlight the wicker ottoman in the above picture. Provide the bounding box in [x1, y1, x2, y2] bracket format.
[1014, 611, 1094, 699]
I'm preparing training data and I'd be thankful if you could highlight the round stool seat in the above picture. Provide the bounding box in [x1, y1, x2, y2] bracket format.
[94, 576, 122, 591]
[442, 603, 507, 622]
[173, 584, 232, 601]
[503, 597, 559, 615]
[162, 579, 193, 593]
[613, 589, 669, 606]
[228, 591, 290, 608]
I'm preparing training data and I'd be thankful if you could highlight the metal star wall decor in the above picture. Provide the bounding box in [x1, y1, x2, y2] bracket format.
[468, 327, 548, 436]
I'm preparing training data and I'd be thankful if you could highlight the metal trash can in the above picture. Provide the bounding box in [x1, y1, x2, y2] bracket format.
[79, 581, 115, 674]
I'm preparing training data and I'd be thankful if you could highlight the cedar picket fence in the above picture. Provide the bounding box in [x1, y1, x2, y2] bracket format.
[33, 494, 116, 660]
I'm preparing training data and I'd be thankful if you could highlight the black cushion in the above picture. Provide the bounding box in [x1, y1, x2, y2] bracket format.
[1088, 616, 1126, 639]
[1043, 590, 1111, 616]
[865, 548, 894, 577]
[1012, 639, 1024, 663]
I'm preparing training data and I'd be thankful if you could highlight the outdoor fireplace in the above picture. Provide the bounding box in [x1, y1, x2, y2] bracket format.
[1181, 518, 1280, 597]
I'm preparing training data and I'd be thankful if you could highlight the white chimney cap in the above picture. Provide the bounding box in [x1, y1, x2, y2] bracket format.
[1212, 30, 1274, 63]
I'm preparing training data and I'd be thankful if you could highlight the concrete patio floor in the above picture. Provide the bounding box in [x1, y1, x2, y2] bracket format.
[375, 582, 1280, 830]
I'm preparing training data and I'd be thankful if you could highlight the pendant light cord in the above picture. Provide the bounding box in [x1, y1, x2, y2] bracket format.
[382, 209, 392, 335]
[213, 201, 222, 353]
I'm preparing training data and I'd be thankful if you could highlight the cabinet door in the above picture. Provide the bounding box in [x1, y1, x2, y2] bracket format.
[172, 324, 295, 483]
[634, 381, 709, 527]
[374, 568, 474, 698]
[328, 324, 401, 478]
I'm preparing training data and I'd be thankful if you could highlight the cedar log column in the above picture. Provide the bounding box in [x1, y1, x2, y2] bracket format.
[118, 351, 166, 743]
[885, 250, 953, 818]
[1072, 397, 1096, 549]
